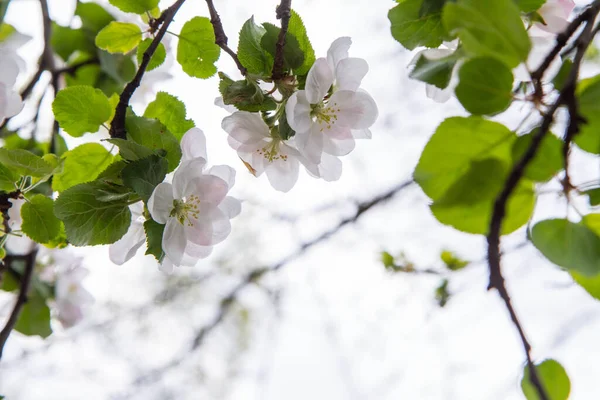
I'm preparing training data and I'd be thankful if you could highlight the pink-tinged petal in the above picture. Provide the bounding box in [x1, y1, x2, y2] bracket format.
[537, 0, 575, 33]
[329, 90, 378, 129]
[327, 37, 351, 73]
[207, 165, 236, 188]
[3, 89, 22, 118]
[109, 221, 146, 265]
[57, 300, 84, 328]
[148, 182, 174, 224]
[180, 127, 207, 162]
[265, 155, 299, 192]
[185, 242, 213, 259]
[206, 207, 231, 244]
[352, 128, 372, 139]
[185, 207, 223, 246]
[335, 58, 368, 92]
[222, 111, 269, 144]
[159, 258, 175, 274]
[239, 147, 267, 176]
[173, 158, 208, 198]
[219, 196, 242, 219]
[286, 91, 312, 133]
[305, 58, 334, 104]
[295, 127, 324, 164]
[323, 135, 355, 157]
[162, 218, 187, 265]
[189, 175, 228, 205]
[317, 153, 342, 182]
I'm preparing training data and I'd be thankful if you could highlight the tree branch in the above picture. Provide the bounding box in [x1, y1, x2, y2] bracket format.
[271, 0, 292, 81]
[109, 0, 187, 139]
[487, 4, 600, 400]
[204, 0, 246, 76]
[0, 248, 38, 360]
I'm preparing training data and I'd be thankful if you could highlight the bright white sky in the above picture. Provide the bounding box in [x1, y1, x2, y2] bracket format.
[1, 0, 600, 399]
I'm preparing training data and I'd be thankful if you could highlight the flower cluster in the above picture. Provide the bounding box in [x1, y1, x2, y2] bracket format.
[222, 37, 378, 192]
[110, 128, 241, 273]
[0, 28, 28, 123]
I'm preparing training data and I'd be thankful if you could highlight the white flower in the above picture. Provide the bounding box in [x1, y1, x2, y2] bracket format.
[535, 0, 575, 34]
[0, 55, 23, 124]
[147, 128, 241, 269]
[109, 202, 146, 265]
[222, 111, 304, 192]
[55, 261, 94, 328]
[285, 37, 378, 166]
[4, 198, 36, 255]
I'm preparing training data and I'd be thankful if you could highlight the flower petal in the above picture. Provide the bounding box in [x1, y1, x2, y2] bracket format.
[185, 242, 213, 259]
[159, 257, 175, 274]
[109, 221, 146, 265]
[222, 111, 269, 144]
[162, 219, 187, 265]
[335, 57, 368, 92]
[207, 165, 236, 188]
[317, 153, 342, 182]
[294, 127, 324, 164]
[352, 128, 372, 139]
[180, 127, 208, 163]
[148, 182, 174, 224]
[173, 158, 208, 199]
[323, 135, 355, 157]
[327, 37, 351, 73]
[329, 90, 378, 130]
[286, 91, 312, 133]
[190, 175, 229, 205]
[305, 58, 334, 104]
[219, 196, 242, 219]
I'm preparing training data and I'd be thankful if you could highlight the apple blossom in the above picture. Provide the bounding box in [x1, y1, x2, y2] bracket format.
[0, 55, 23, 124]
[535, 0, 575, 34]
[109, 202, 146, 266]
[55, 262, 94, 328]
[222, 111, 305, 192]
[285, 37, 378, 166]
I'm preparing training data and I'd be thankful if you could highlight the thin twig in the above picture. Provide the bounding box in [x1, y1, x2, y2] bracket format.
[204, 0, 246, 76]
[0, 248, 38, 360]
[271, 0, 292, 80]
[487, 4, 600, 400]
[109, 0, 187, 139]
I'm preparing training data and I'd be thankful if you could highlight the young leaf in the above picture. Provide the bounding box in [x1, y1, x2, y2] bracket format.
[14, 294, 52, 338]
[144, 219, 165, 262]
[95, 22, 142, 54]
[0, 148, 54, 177]
[106, 138, 157, 161]
[108, 0, 159, 14]
[388, 0, 447, 50]
[54, 181, 132, 246]
[571, 271, 600, 301]
[531, 218, 600, 276]
[0, 163, 18, 191]
[218, 73, 277, 112]
[521, 359, 570, 400]
[137, 39, 166, 71]
[177, 17, 220, 79]
[144, 92, 195, 140]
[287, 10, 315, 76]
[75, 2, 114, 33]
[52, 86, 112, 137]
[440, 250, 469, 271]
[512, 130, 563, 182]
[125, 115, 182, 172]
[237, 16, 273, 75]
[455, 57, 514, 115]
[443, 0, 530, 68]
[121, 155, 168, 202]
[52, 143, 115, 192]
[260, 23, 304, 71]
[20, 195, 61, 243]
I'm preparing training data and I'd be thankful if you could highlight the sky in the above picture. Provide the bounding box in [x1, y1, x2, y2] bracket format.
[1, 0, 600, 399]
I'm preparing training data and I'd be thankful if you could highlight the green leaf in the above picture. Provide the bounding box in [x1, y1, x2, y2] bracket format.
[218, 73, 277, 112]
[521, 359, 570, 400]
[144, 92, 195, 140]
[52, 86, 112, 137]
[108, 0, 159, 14]
[237, 17, 273, 75]
[54, 181, 132, 246]
[552, 59, 572, 90]
[75, 1, 114, 33]
[125, 115, 182, 172]
[0, 148, 54, 177]
[20, 195, 61, 243]
[14, 294, 52, 338]
[97, 160, 127, 185]
[287, 10, 315, 76]
[409, 50, 458, 89]
[0, 162, 18, 191]
[571, 270, 600, 301]
[443, 0, 530, 68]
[98, 50, 137, 86]
[106, 138, 157, 161]
[514, 0, 546, 13]
[261, 23, 304, 71]
[95, 22, 142, 54]
[137, 39, 166, 71]
[574, 75, 600, 154]
[388, 0, 447, 50]
[455, 57, 514, 115]
[52, 143, 115, 192]
[414, 116, 516, 200]
[512, 130, 563, 182]
[585, 188, 600, 206]
[177, 17, 220, 79]
[144, 219, 165, 262]
[531, 218, 600, 276]
[440, 250, 469, 271]
[278, 107, 295, 141]
[122, 155, 168, 202]
[51, 24, 95, 61]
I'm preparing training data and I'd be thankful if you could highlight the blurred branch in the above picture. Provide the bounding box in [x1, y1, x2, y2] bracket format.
[109, 0, 187, 139]
[204, 0, 246, 76]
[271, 0, 292, 80]
[487, 4, 600, 400]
